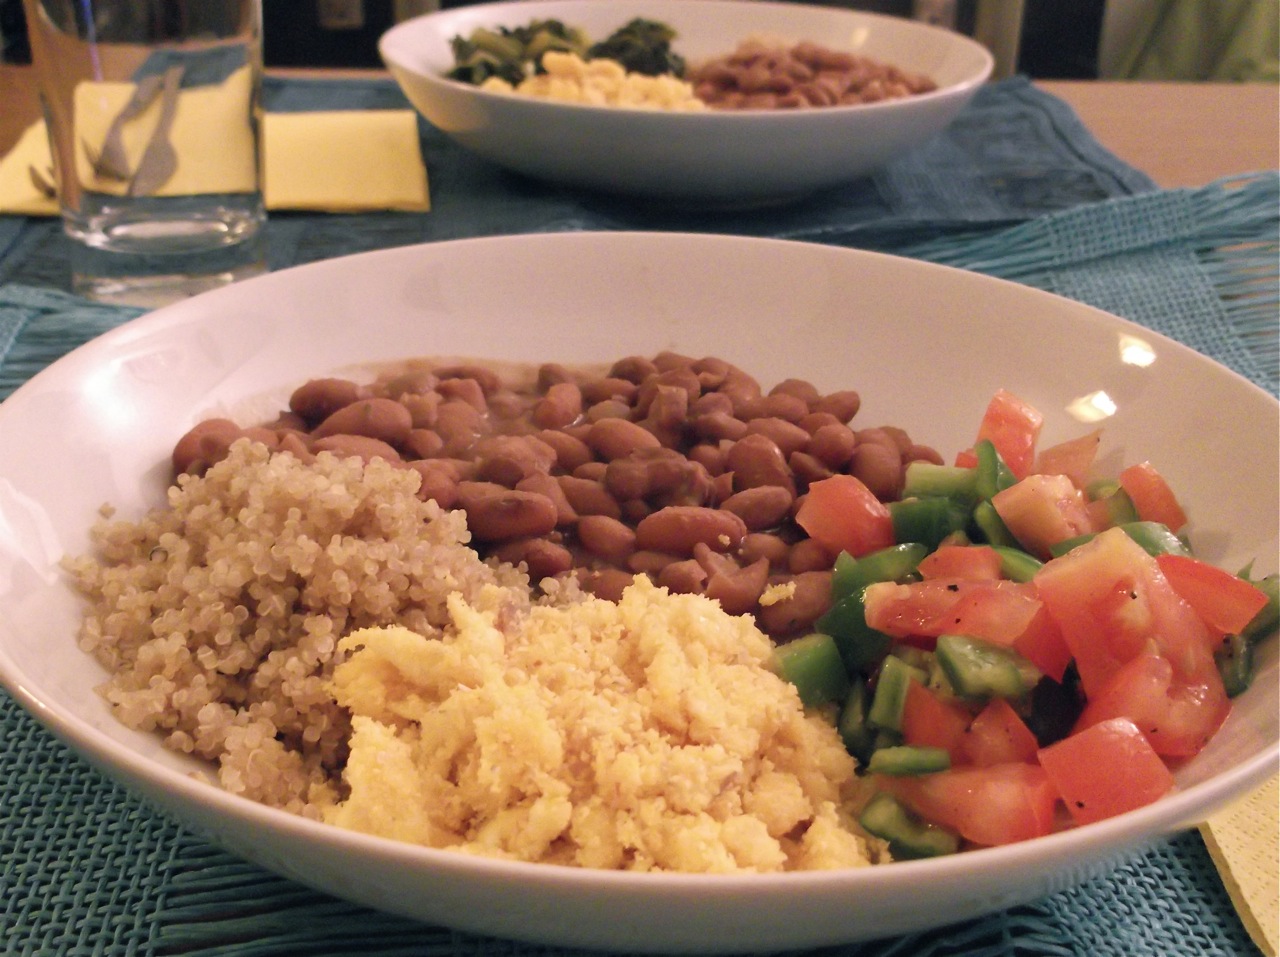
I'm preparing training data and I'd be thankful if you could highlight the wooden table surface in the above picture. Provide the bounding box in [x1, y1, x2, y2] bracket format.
[2, 64, 1277, 190]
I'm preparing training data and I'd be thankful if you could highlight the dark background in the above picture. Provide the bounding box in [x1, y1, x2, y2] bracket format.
[2, 0, 1109, 79]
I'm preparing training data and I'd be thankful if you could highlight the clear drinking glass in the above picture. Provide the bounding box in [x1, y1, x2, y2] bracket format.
[22, 0, 267, 305]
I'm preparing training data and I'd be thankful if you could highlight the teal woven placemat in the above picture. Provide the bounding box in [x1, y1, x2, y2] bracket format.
[1, 172, 1275, 957]
[0, 75, 1155, 294]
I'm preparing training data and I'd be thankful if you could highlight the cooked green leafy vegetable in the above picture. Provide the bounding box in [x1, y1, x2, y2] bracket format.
[446, 19, 589, 85]
[586, 18, 686, 76]
[445, 17, 686, 86]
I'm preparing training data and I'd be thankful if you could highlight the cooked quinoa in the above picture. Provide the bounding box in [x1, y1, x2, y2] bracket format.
[66, 438, 884, 871]
[64, 439, 529, 814]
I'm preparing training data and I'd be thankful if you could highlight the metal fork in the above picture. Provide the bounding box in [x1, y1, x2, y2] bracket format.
[127, 65, 185, 197]
[90, 70, 167, 181]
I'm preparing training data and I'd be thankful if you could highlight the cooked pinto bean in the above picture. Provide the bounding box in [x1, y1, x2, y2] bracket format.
[436, 377, 488, 412]
[628, 549, 683, 575]
[434, 400, 486, 456]
[609, 355, 659, 384]
[580, 377, 637, 406]
[620, 499, 652, 525]
[532, 381, 583, 430]
[381, 369, 437, 398]
[789, 538, 834, 574]
[769, 377, 821, 406]
[577, 514, 638, 564]
[400, 391, 441, 429]
[688, 443, 726, 476]
[586, 399, 632, 423]
[288, 378, 362, 425]
[746, 417, 811, 458]
[580, 568, 635, 601]
[462, 488, 559, 542]
[586, 417, 662, 460]
[264, 411, 308, 433]
[702, 559, 770, 616]
[658, 559, 708, 595]
[640, 384, 691, 436]
[812, 390, 861, 423]
[573, 461, 609, 482]
[693, 411, 749, 442]
[850, 441, 904, 500]
[737, 392, 809, 423]
[635, 506, 747, 555]
[557, 475, 622, 519]
[224, 351, 942, 640]
[407, 460, 460, 509]
[473, 435, 556, 487]
[789, 451, 835, 486]
[739, 532, 791, 569]
[726, 434, 794, 493]
[516, 472, 577, 526]
[536, 429, 594, 473]
[807, 423, 857, 468]
[689, 41, 936, 111]
[404, 428, 444, 460]
[492, 537, 573, 581]
[721, 485, 794, 531]
[172, 418, 244, 475]
[755, 570, 832, 636]
[312, 434, 402, 464]
[311, 397, 413, 447]
[434, 364, 501, 396]
[536, 363, 573, 391]
[276, 431, 314, 465]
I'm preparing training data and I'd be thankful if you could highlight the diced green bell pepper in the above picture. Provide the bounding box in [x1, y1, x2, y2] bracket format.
[773, 632, 850, 708]
[889, 497, 970, 550]
[867, 745, 952, 775]
[935, 634, 1041, 699]
[859, 792, 960, 859]
[868, 654, 925, 731]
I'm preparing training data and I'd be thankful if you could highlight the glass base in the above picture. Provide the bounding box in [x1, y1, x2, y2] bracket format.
[69, 228, 268, 309]
[66, 193, 265, 255]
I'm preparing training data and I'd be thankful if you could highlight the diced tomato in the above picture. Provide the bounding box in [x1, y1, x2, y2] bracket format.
[1118, 461, 1188, 533]
[961, 698, 1040, 767]
[902, 681, 972, 761]
[975, 389, 1044, 480]
[1155, 553, 1270, 639]
[992, 474, 1095, 559]
[1038, 717, 1176, 825]
[1012, 604, 1073, 682]
[1033, 429, 1103, 489]
[1032, 526, 1221, 697]
[795, 474, 896, 558]
[863, 579, 1043, 648]
[955, 448, 979, 469]
[918, 544, 1003, 581]
[882, 762, 1058, 846]
[1073, 653, 1229, 758]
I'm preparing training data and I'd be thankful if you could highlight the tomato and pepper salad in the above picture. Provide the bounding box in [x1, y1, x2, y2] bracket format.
[772, 389, 1278, 858]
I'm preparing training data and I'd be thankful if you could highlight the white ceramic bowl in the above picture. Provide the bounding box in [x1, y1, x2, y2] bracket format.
[379, 0, 994, 202]
[0, 233, 1275, 953]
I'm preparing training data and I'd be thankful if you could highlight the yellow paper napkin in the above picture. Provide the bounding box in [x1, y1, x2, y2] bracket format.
[0, 121, 58, 216]
[263, 110, 429, 212]
[0, 107, 429, 216]
[1199, 773, 1279, 957]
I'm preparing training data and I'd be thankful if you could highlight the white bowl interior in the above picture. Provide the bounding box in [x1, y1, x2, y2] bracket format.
[378, 0, 994, 200]
[0, 233, 1274, 952]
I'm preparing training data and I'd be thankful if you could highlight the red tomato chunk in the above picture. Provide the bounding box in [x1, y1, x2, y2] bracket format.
[1038, 718, 1175, 826]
